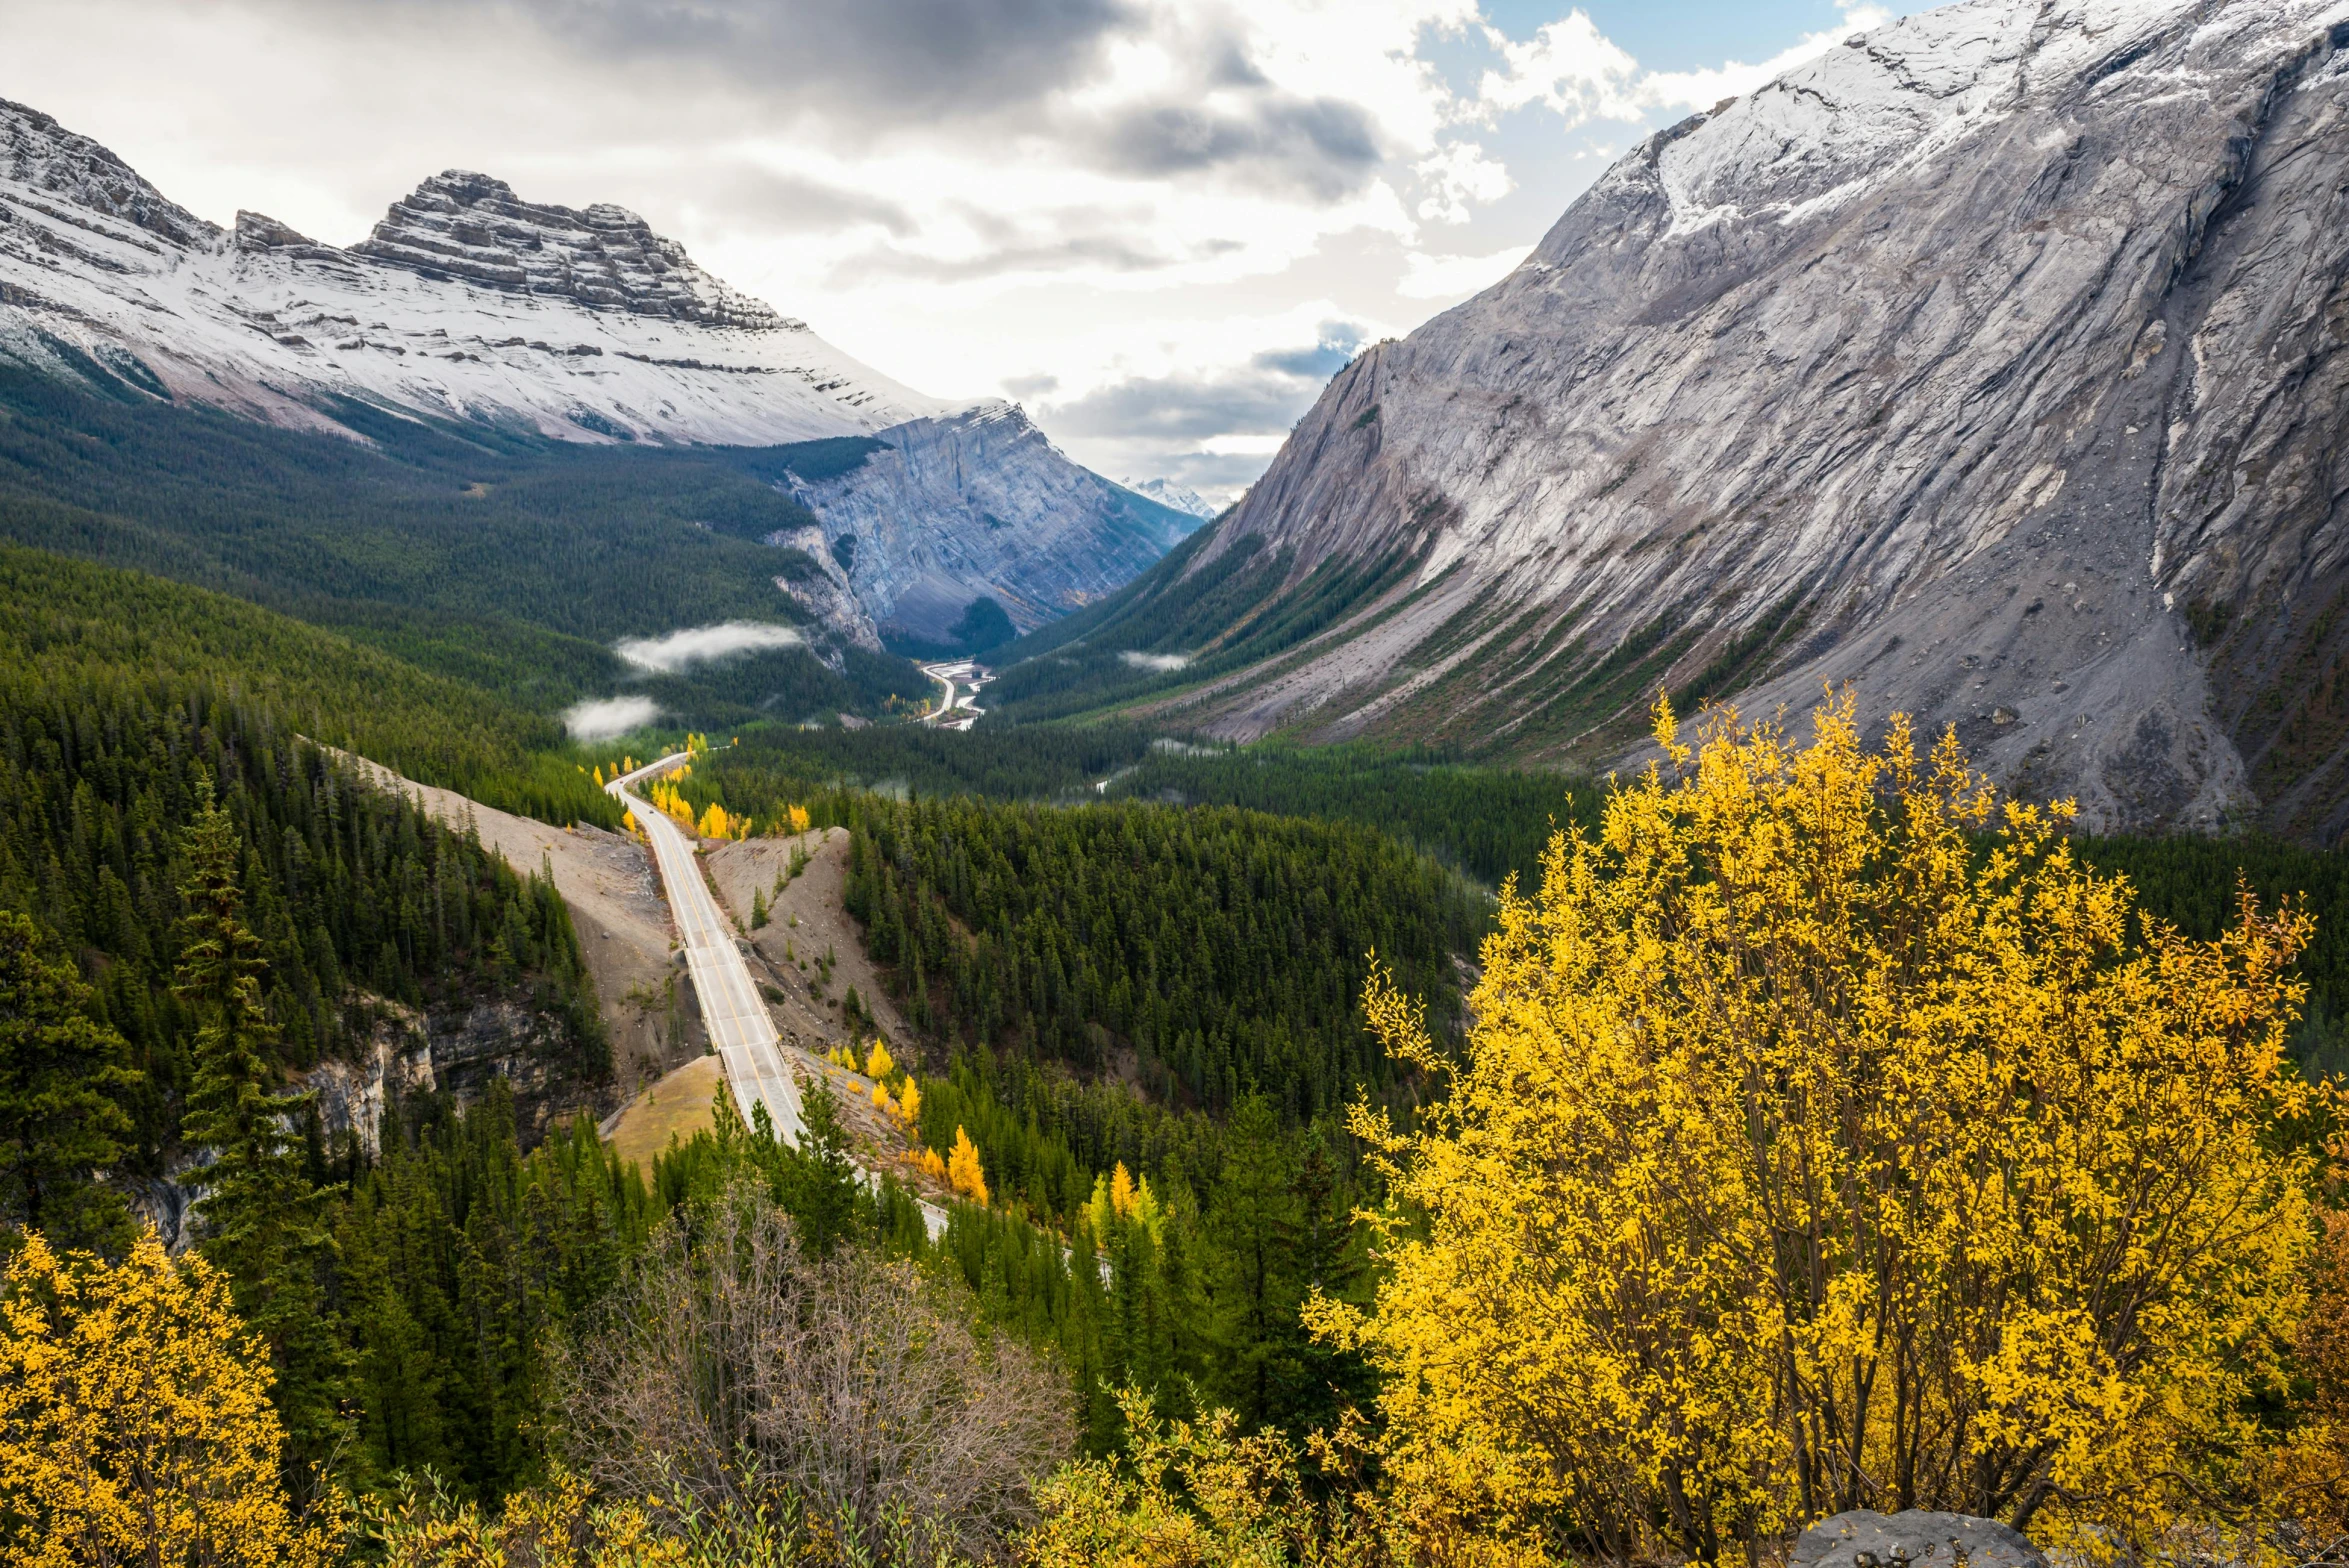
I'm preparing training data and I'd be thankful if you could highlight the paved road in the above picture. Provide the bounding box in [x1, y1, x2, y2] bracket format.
[609, 754, 804, 1147]
[918, 660, 986, 730]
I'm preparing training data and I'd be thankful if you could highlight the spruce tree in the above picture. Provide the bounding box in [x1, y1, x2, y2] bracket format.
[173, 783, 348, 1478]
[0, 910, 138, 1254]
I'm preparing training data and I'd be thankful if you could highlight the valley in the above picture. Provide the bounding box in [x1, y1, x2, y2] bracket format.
[3, 2, 2348, 1565]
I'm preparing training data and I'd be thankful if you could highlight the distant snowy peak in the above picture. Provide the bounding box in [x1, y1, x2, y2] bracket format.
[348, 170, 785, 330]
[1121, 477, 1220, 520]
[0, 97, 952, 444]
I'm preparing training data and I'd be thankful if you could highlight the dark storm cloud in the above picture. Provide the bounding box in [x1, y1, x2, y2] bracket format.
[1042, 319, 1367, 441]
[289, 0, 1140, 121]
[1095, 95, 1383, 199]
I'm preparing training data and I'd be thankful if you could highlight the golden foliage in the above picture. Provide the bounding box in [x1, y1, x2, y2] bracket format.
[2288, 1128, 2349, 1533]
[946, 1126, 990, 1207]
[0, 1229, 344, 1568]
[895, 1077, 923, 1130]
[865, 1040, 896, 1081]
[1019, 1386, 1551, 1568]
[1312, 694, 2320, 1565]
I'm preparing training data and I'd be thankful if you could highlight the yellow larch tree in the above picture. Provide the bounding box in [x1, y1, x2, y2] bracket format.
[864, 1039, 895, 1080]
[946, 1125, 989, 1207]
[1311, 693, 2320, 1567]
[0, 1229, 345, 1568]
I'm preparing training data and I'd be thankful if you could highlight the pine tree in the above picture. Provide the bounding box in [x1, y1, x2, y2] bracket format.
[777, 1082, 863, 1257]
[174, 784, 347, 1479]
[0, 911, 138, 1254]
[1206, 1093, 1297, 1430]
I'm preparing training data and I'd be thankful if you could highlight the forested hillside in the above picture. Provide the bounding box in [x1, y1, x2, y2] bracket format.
[0, 364, 926, 722]
[0, 543, 613, 826]
[0, 607, 609, 1174]
[845, 798, 1477, 1121]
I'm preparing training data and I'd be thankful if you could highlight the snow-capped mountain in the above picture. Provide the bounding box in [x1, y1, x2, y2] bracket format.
[0, 98, 1182, 639]
[1090, 0, 2349, 838]
[1121, 478, 1222, 521]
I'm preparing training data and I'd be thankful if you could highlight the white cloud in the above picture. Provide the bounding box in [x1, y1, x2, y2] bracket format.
[615, 622, 805, 674]
[1414, 140, 1512, 223]
[1474, 12, 1640, 123]
[563, 695, 664, 740]
[1398, 244, 1531, 299]
[1119, 650, 1192, 671]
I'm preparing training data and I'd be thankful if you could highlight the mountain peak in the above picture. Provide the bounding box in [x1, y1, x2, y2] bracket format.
[0, 96, 216, 249]
[349, 167, 786, 330]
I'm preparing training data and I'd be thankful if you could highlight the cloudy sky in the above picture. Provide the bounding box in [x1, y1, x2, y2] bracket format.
[8, 0, 1890, 502]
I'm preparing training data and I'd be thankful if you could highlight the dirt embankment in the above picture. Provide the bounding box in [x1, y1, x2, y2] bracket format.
[338, 757, 705, 1092]
[701, 829, 934, 1166]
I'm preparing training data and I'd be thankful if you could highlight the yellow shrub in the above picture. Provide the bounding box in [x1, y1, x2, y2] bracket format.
[0, 1230, 344, 1568]
[1314, 694, 2319, 1564]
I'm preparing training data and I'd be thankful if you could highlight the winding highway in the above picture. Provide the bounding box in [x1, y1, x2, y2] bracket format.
[609, 753, 804, 1147]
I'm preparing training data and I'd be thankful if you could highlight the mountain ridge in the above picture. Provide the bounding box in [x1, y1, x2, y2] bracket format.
[1004, 0, 2349, 839]
[0, 96, 1191, 644]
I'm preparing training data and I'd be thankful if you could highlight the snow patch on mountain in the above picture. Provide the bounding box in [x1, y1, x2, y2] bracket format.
[1121, 477, 1221, 520]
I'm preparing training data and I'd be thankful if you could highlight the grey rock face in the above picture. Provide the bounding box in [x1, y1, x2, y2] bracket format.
[0, 96, 215, 248]
[1152, 0, 2349, 837]
[1791, 1511, 2046, 1568]
[352, 170, 784, 329]
[785, 404, 1203, 639]
[767, 522, 885, 655]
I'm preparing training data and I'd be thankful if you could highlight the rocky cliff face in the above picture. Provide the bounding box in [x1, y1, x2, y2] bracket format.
[0, 99, 1193, 644]
[1111, 0, 2349, 838]
[781, 404, 1202, 638]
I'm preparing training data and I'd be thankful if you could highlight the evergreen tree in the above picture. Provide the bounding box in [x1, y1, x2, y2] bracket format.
[173, 784, 347, 1479]
[1206, 1093, 1298, 1430]
[776, 1082, 863, 1257]
[0, 910, 138, 1254]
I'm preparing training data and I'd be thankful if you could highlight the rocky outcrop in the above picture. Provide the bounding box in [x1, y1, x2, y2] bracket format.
[1791, 1511, 2046, 1568]
[783, 404, 1203, 638]
[351, 171, 785, 329]
[769, 523, 885, 654]
[301, 994, 608, 1151]
[1111, 0, 2349, 838]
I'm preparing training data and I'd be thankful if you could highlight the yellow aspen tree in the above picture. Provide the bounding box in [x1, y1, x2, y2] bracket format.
[895, 1077, 922, 1128]
[1312, 693, 2320, 1567]
[864, 1039, 895, 1080]
[872, 1083, 895, 1118]
[947, 1126, 990, 1206]
[0, 1230, 345, 1568]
